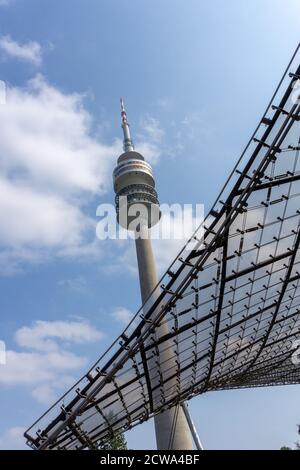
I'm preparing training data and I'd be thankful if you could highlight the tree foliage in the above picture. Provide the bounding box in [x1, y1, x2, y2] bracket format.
[99, 433, 128, 450]
[281, 425, 300, 450]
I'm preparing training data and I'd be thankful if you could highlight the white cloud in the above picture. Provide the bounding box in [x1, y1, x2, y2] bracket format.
[58, 276, 87, 293]
[0, 426, 26, 450]
[112, 307, 133, 326]
[0, 0, 14, 6]
[15, 319, 103, 352]
[1, 75, 118, 193]
[0, 320, 104, 405]
[139, 115, 164, 144]
[106, 208, 202, 277]
[0, 35, 42, 66]
[136, 115, 164, 165]
[31, 381, 75, 405]
[0, 75, 120, 273]
[0, 349, 86, 384]
[0, 177, 88, 247]
[155, 98, 169, 109]
[181, 110, 213, 142]
[31, 384, 59, 405]
[151, 206, 203, 274]
[133, 140, 161, 166]
[0, 76, 166, 275]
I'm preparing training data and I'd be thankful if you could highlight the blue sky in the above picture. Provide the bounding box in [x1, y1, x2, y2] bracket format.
[0, 0, 299, 449]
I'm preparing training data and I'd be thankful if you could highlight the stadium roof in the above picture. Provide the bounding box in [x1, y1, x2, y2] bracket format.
[25, 44, 300, 450]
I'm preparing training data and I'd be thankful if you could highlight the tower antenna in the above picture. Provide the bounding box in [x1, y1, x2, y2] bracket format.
[120, 97, 134, 152]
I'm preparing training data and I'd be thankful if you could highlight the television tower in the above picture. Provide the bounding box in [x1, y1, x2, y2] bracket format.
[113, 99, 193, 450]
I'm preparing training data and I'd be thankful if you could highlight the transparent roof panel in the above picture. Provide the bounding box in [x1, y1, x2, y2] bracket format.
[25, 45, 300, 450]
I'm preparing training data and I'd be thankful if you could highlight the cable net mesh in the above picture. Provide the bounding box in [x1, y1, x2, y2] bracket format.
[25, 48, 300, 449]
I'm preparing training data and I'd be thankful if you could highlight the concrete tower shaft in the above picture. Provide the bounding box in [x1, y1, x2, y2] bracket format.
[113, 99, 193, 450]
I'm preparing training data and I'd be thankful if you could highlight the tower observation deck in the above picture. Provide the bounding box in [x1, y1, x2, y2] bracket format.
[25, 44, 300, 450]
[113, 98, 161, 230]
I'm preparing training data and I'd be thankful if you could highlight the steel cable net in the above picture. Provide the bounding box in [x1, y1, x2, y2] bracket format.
[25, 47, 300, 450]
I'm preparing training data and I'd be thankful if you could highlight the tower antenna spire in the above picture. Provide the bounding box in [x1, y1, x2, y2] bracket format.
[120, 97, 134, 152]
